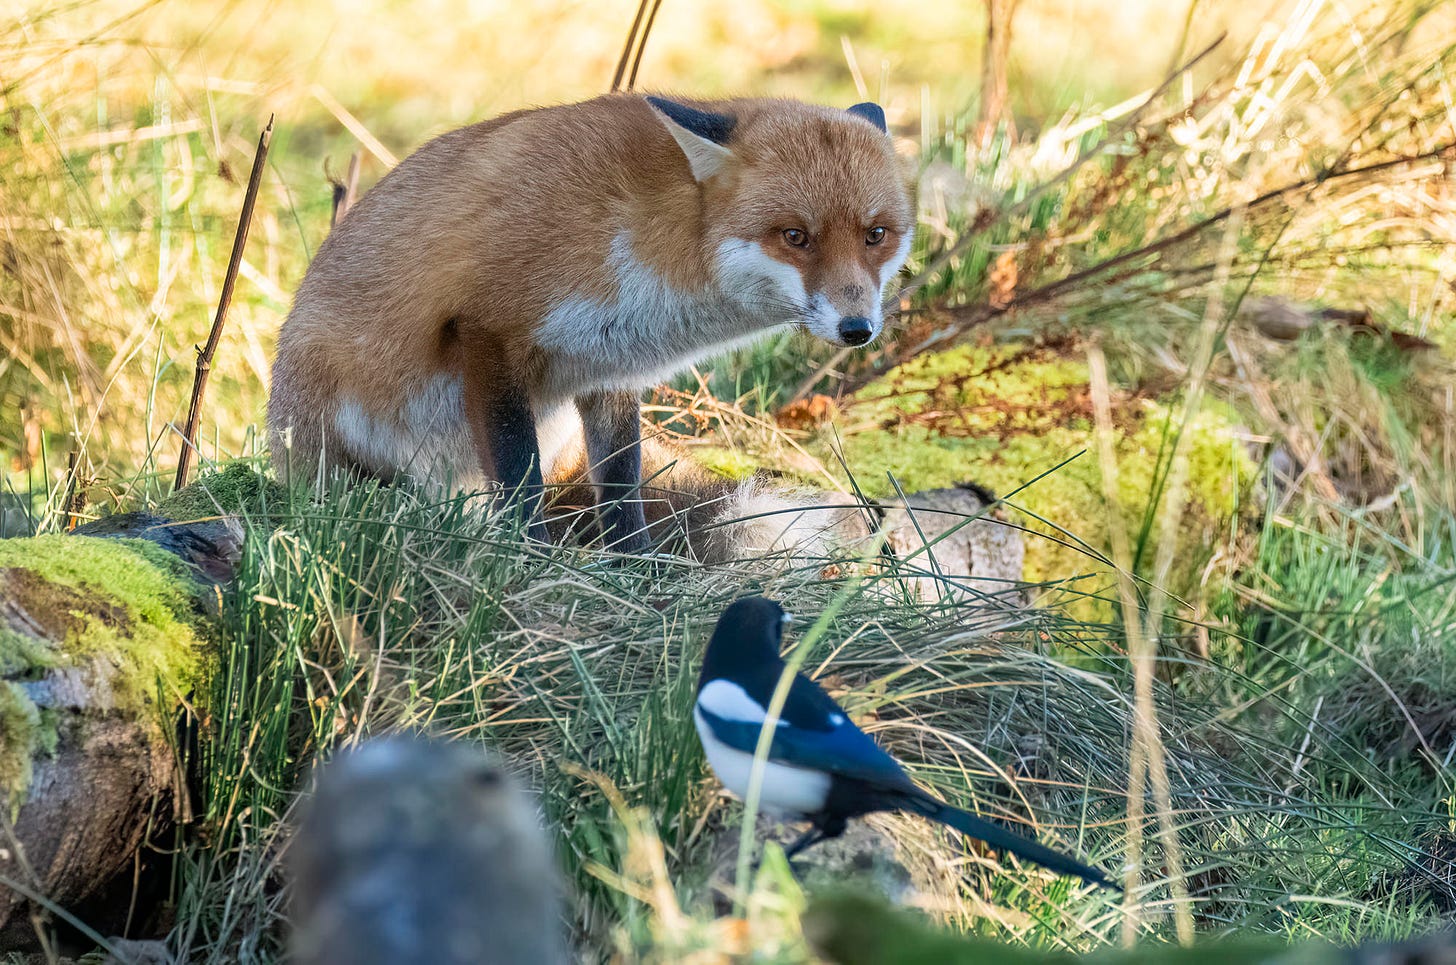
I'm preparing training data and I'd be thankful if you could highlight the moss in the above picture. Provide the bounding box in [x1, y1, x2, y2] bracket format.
[688, 446, 760, 481]
[800, 344, 1255, 620]
[0, 681, 44, 813]
[0, 624, 59, 676]
[156, 462, 284, 521]
[0, 535, 205, 806]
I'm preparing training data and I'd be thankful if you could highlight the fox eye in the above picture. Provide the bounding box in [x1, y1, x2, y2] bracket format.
[865, 227, 887, 246]
[782, 228, 809, 248]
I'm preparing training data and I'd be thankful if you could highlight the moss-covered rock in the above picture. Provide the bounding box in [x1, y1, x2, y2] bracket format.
[829, 344, 1253, 618]
[154, 461, 284, 520]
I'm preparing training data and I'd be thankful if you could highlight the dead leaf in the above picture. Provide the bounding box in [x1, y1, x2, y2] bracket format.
[775, 393, 838, 430]
[987, 249, 1018, 309]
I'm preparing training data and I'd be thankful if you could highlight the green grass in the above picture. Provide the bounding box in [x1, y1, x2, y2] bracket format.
[100, 476, 1444, 962]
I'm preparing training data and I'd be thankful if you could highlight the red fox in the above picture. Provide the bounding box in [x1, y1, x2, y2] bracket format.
[268, 93, 915, 552]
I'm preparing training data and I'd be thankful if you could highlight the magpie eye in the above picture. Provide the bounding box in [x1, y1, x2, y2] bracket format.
[782, 228, 809, 248]
[865, 226, 887, 246]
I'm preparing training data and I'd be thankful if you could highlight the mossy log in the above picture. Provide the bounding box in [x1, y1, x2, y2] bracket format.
[0, 466, 267, 944]
[0, 534, 209, 940]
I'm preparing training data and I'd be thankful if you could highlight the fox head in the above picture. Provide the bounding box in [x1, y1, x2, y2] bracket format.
[648, 96, 915, 349]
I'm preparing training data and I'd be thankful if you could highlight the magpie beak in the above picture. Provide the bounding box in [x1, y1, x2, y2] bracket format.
[693, 596, 1120, 890]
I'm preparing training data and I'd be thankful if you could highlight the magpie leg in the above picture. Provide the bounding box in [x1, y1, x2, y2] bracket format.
[782, 826, 827, 861]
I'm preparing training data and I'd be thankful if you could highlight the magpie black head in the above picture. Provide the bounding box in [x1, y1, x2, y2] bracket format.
[699, 596, 789, 690]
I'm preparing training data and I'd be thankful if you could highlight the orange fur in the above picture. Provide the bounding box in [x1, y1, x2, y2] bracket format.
[268, 92, 914, 550]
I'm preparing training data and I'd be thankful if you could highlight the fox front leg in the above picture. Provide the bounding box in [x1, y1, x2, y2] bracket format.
[576, 390, 650, 553]
[466, 378, 551, 544]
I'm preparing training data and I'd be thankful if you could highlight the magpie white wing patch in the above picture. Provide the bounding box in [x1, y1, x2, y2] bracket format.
[697, 679, 786, 727]
[693, 707, 831, 818]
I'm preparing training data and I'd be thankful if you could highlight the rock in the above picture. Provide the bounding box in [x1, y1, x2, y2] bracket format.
[704, 815, 917, 911]
[289, 737, 567, 965]
[777, 821, 917, 906]
[878, 482, 1025, 605]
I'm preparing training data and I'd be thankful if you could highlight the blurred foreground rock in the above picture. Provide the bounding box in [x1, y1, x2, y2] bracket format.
[289, 737, 566, 965]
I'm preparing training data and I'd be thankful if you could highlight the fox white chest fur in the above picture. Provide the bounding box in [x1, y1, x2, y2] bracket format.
[268, 92, 915, 549]
[531, 234, 798, 401]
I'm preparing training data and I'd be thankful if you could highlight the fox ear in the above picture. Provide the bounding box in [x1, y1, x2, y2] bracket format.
[646, 96, 736, 182]
[847, 102, 887, 133]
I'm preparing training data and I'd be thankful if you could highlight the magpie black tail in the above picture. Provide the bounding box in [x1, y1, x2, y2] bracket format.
[902, 794, 1121, 890]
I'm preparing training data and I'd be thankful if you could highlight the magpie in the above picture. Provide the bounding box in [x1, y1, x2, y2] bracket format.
[692, 596, 1119, 889]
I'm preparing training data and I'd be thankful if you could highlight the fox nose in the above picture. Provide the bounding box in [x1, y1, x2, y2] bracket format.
[838, 316, 874, 346]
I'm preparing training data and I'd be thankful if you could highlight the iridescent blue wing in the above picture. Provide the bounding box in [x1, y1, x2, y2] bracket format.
[698, 673, 912, 789]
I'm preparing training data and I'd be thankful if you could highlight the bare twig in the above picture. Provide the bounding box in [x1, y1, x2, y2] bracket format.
[626, 0, 666, 91]
[610, 0, 651, 92]
[611, 0, 666, 92]
[63, 448, 82, 532]
[174, 116, 273, 492]
[974, 0, 1020, 147]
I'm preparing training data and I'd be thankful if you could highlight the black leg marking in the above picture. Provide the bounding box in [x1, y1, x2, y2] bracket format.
[576, 390, 649, 552]
[783, 826, 827, 860]
[487, 393, 549, 543]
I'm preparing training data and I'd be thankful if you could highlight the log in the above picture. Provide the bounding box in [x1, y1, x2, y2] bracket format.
[0, 535, 208, 942]
[878, 483, 1025, 605]
[0, 465, 268, 947]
